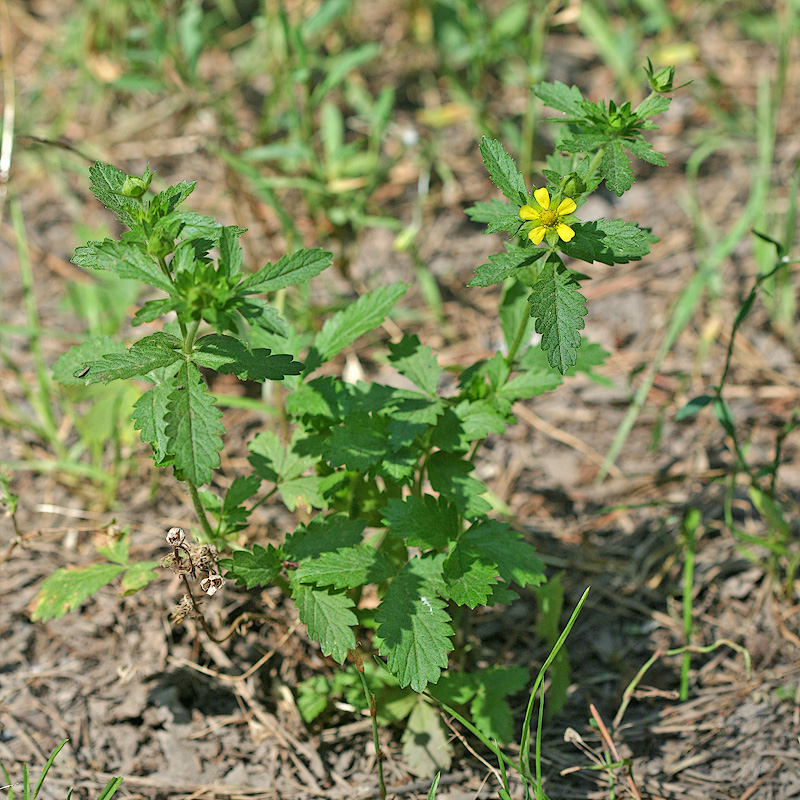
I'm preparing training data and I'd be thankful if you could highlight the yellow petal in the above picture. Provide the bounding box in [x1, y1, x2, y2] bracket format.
[533, 187, 550, 210]
[519, 204, 540, 221]
[557, 197, 577, 215]
[556, 223, 575, 242]
[529, 226, 546, 244]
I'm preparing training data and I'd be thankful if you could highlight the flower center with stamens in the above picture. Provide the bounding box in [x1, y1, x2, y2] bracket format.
[540, 210, 558, 227]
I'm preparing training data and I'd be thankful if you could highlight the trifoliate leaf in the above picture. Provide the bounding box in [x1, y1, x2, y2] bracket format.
[561, 218, 656, 265]
[121, 561, 160, 594]
[72, 239, 175, 294]
[306, 282, 408, 372]
[296, 546, 395, 589]
[88, 162, 143, 229]
[282, 514, 366, 561]
[72, 332, 183, 384]
[463, 520, 545, 589]
[240, 248, 333, 294]
[193, 334, 303, 381]
[527, 256, 587, 374]
[464, 199, 522, 234]
[442, 540, 499, 607]
[381, 495, 460, 549]
[53, 337, 127, 386]
[31, 563, 126, 622]
[292, 579, 357, 664]
[478, 137, 528, 203]
[402, 699, 453, 778]
[470, 666, 529, 744]
[533, 81, 585, 116]
[452, 399, 510, 442]
[219, 544, 281, 588]
[164, 361, 224, 486]
[427, 451, 491, 518]
[468, 246, 547, 288]
[387, 335, 441, 396]
[132, 379, 173, 463]
[376, 558, 454, 691]
[601, 141, 635, 196]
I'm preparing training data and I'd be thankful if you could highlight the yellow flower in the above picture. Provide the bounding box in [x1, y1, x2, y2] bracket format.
[519, 188, 577, 245]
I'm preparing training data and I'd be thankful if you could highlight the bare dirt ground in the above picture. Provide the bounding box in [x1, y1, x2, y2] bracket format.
[2, 2, 800, 799]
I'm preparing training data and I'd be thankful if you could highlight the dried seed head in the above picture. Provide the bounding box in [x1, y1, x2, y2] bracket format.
[170, 594, 194, 625]
[190, 544, 218, 573]
[166, 527, 186, 547]
[200, 573, 224, 596]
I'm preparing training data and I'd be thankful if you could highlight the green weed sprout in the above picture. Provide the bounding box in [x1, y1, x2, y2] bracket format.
[0, 739, 122, 800]
[32, 64, 678, 780]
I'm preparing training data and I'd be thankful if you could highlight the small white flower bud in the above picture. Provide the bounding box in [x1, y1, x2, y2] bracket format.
[200, 573, 224, 596]
[166, 527, 186, 547]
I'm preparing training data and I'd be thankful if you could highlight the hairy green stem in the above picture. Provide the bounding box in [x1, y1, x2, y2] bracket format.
[505, 296, 534, 367]
[187, 480, 217, 540]
[354, 649, 387, 800]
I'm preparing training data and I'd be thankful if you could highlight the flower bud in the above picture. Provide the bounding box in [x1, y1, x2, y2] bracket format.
[122, 174, 150, 198]
[645, 58, 676, 93]
[561, 173, 585, 198]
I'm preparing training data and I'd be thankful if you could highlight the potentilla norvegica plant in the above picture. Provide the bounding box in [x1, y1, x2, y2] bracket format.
[33, 63, 678, 772]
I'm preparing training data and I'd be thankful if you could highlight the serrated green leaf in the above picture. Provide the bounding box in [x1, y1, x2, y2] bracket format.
[381, 495, 459, 549]
[427, 451, 491, 518]
[307, 283, 408, 371]
[464, 199, 522, 234]
[468, 247, 546, 288]
[322, 413, 387, 472]
[292, 579, 357, 664]
[442, 541, 499, 607]
[96, 531, 130, 565]
[133, 298, 175, 325]
[387, 335, 441, 396]
[193, 334, 303, 381]
[279, 475, 329, 512]
[164, 361, 224, 486]
[88, 162, 142, 228]
[148, 181, 196, 219]
[248, 429, 317, 483]
[634, 93, 671, 119]
[222, 474, 262, 516]
[219, 544, 281, 588]
[601, 141, 635, 196]
[75, 332, 182, 384]
[623, 135, 668, 166]
[478, 137, 528, 202]
[561, 218, 656, 265]
[72, 239, 175, 294]
[240, 248, 333, 293]
[402, 699, 453, 778]
[237, 298, 289, 338]
[297, 546, 395, 589]
[121, 561, 160, 594]
[533, 81, 585, 116]
[282, 514, 366, 561]
[527, 256, 587, 374]
[132, 379, 173, 463]
[463, 520, 545, 589]
[53, 337, 127, 386]
[376, 558, 454, 691]
[31, 563, 126, 622]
